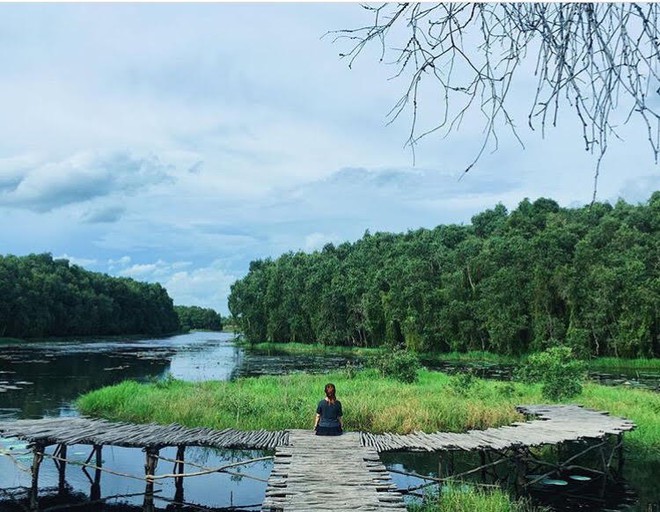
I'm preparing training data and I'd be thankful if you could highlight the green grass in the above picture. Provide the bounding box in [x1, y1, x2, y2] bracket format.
[409, 484, 545, 512]
[77, 369, 659, 450]
[420, 351, 520, 364]
[240, 341, 380, 357]
[239, 341, 660, 371]
[586, 356, 660, 370]
[78, 369, 532, 433]
[78, 368, 660, 510]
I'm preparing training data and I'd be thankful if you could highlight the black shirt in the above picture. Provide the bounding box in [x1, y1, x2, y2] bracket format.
[316, 399, 342, 428]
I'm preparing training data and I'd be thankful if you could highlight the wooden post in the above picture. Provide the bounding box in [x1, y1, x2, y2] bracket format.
[91, 445, 102, 501]
[174, 445, 185, 504]
[29, 443, 45, 511]
[437, 455, 443, 498]
[479, 450, 487, 481]
[143, 447, 159, 512]
[512, 449, 526, 490]
[58, 444, 67, 494]
[616, 433, 625, 474]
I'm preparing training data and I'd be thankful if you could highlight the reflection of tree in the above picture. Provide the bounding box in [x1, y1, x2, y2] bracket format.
[0, 352, 170, 419]
[335, 4, 660, 190]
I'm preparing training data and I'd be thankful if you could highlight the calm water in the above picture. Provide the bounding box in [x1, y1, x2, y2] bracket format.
[0, 333, 657, 511]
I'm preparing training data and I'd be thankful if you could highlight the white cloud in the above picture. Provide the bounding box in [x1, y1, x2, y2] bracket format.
[0, 3, 655, 318]
[111, 257, 237, 314]
[0, 151, 173, 212]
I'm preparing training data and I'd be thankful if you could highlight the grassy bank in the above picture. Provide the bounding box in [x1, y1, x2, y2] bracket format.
[78, 368, 659, 509]
[240, 341, 660, 371]
[239, 341, 379, 357]
[78, 370, 528, 433]
[77, 369, 659, 451]
[586, 356, 660, 370]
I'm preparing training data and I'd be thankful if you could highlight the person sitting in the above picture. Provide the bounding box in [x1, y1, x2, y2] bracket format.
[314, 383, 343, 436]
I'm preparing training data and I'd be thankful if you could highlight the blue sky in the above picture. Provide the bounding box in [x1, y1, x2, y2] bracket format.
[0, 3, 657, 314]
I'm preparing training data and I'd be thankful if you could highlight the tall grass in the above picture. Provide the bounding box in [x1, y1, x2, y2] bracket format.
[78, 370, 531, 433]
[409, 484, 545, 512]
[78, 368, 659, 450]
[240, 341, 660, 370]
[78, 368, 660, 508]
[586, 357, 660, 370]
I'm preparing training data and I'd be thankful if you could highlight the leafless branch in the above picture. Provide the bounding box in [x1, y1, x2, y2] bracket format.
[331, 3, 660, 194]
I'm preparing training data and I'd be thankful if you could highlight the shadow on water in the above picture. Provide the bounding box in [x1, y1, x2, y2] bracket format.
[380, 439, 644, 512]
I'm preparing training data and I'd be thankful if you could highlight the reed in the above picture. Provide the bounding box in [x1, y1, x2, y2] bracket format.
[408, 484, 545, 512]
[78, 368, 659, 452]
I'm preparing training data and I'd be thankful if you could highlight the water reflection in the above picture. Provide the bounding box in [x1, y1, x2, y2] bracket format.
[0, 333, 657, 512]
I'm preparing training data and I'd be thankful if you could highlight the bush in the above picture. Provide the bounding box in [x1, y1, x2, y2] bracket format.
[447, 370, 478, 395]
[516, 346, 586, 400]
[370, 349, 420, 383]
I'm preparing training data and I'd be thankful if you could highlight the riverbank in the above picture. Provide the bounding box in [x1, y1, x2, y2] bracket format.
[242, 342, 660, 371]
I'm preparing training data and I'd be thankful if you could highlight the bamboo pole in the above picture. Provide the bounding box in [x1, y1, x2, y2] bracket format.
[174, 445, 185, 505]
[143, 447, 159, 512]
[57, 444, 67, 494]
[46, 453, 158, 484]
[146, 455, 273, 481]
[91, 445, 102, 501]
[29, 442, 45, 512]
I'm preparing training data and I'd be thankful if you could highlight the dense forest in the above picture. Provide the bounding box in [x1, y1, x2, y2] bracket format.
[175, 305, 223, 332]
[0, 253, 179, 338]
[229, 194, 660, 358]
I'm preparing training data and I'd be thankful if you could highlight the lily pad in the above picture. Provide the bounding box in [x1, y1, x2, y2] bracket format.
[540, 478, 568, 486]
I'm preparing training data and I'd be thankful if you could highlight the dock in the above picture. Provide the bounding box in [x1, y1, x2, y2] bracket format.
[0, 404, 636, 511]
[262, 430, 405, 511]
[360, 404, 635, 452]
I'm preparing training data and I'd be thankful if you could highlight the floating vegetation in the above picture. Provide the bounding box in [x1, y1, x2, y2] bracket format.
[569, 475, 592, 482]
[540, 478, 569, 486]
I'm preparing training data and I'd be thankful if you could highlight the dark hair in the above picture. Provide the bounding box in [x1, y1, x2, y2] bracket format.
[324, 383, 336, 403]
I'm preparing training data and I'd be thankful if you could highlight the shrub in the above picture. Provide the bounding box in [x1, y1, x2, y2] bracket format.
[516, 346, 586, 400]
[370, 349, 420, 383]
[447, 370, 478, 395]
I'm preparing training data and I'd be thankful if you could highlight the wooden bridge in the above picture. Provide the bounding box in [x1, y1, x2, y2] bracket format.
[0, 404, 635, 511]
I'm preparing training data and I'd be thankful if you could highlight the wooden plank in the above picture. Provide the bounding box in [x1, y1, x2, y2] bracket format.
[262, 430, 405, 511]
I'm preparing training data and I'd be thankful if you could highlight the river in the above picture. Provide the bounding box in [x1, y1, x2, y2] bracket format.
[0, 332, 656, 511]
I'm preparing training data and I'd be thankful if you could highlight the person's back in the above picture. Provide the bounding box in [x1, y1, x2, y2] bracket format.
[314, 383, 343, 436]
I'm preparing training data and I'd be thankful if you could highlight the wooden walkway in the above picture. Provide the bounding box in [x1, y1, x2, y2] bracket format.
[0, 405, 636, 511]
[0, 416, 288, 450]
[262, 430, 405, 512]
[360, 404, 635, 452]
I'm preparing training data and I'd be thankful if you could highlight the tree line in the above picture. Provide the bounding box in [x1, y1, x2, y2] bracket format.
[0, 253, 180, 338]
[229, 193, 659, 358]
[174, 305, 223, 332]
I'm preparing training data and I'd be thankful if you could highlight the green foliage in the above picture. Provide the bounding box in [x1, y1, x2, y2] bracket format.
[174, 305, 223, 331]
[77, 368, 660, 456]
[516, 346, 587, 400]
[409, 483, 544, 512]
[447, 370, 479, 396]
[228, 194, 659, 358]
[369, 349, 420, 383]
[0, 253, 180, 338]
[77, 369, 527, 434]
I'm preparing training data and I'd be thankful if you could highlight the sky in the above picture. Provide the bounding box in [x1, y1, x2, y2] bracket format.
[0, 3, 657, 315]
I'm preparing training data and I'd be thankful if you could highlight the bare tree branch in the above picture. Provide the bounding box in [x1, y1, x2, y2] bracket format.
[331, 2, 660, 197]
